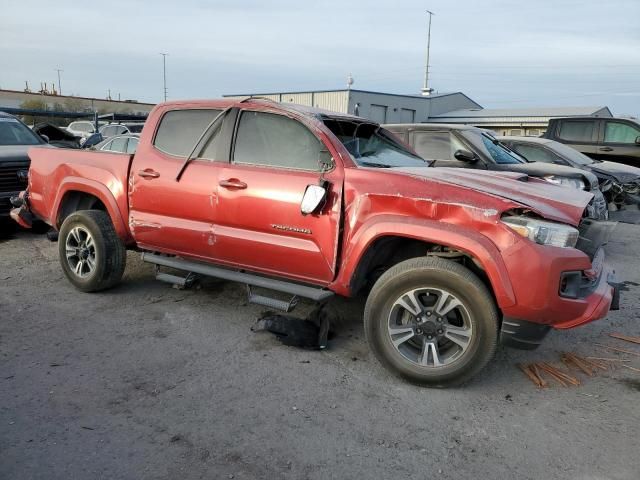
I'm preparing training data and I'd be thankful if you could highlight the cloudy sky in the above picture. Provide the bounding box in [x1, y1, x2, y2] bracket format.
[2, 0, 639, 115]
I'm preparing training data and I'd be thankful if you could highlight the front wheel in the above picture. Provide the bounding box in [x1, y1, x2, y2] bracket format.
[58, 210, 126, 292]
[364, 257, 499, 387]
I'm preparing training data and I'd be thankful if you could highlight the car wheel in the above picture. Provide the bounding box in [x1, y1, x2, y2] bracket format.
[58, 210, 126, 292]
[364, 256, 499, 387]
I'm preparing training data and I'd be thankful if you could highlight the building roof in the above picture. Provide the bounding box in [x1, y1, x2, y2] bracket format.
[223, 88, 472, 100]
[432, 106, 612, 119]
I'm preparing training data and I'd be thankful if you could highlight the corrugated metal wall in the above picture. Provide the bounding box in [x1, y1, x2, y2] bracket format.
[223, 91, 349, 114]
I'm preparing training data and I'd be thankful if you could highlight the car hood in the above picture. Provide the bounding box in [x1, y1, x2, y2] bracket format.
[491, 161, 599, 190]
[0, 145, 32, 164]
[588, 161, 640, 183]
[392, 167, 593, 225]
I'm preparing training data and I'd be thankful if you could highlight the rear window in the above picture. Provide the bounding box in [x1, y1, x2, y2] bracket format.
[153, 109, 222, 157]
[557, 121, 595, 143]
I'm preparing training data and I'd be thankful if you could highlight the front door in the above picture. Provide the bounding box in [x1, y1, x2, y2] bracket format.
[410, 130, 481, 168]
[213, 109, 343, 285]
[599, 119, 640, 166]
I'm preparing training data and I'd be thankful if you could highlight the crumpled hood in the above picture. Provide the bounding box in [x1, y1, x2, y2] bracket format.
[493, 161, 599, 190]
[588, 161, 640, 184]
[0, 145, 32, 164]
[392, 167, 593, 225]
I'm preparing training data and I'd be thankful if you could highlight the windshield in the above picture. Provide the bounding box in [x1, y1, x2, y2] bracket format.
[548, 141, 594, 166]
[323, 118, 428, 168]
[0, 117, 43, 146]
[127, 124, 144, 133]
[461, 130, 524, 165]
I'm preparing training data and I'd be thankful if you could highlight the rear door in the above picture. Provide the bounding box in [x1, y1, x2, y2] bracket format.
[128, 108, 229, 259]
[598, 119, 640, 166]
[213, 109, 343, 284]
[552, 119, 599, 158]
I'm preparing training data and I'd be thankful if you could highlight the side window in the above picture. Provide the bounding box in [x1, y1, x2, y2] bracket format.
[604, 122, 640, 144]
[233, 111, 322, 170]
[199, 123, 224, 161]
[411, 131, 466, 160]
[100, 140, 113, 151]
[512, 144, 558, 163]
[153, 109, 222, 157]
[109, 137, 128, 152]
[557, 121, 595, 143]
[126, 137, 139, 154]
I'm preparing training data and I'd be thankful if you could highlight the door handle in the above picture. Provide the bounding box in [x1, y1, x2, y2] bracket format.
[219, 178, 247, 189]
[138, 169, 160, 179]
[599, 147, 613, 152]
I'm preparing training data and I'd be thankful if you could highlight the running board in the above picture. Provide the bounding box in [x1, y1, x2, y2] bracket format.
[246, 285, 298, 312]
[141, 253, 333, 302]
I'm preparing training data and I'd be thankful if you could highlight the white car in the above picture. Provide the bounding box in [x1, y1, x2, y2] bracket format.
[65, 121, 105, 140]
[99, 123, 145, 138]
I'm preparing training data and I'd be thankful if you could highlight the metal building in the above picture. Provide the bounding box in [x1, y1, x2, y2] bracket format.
[223, 89, 482, 124]
[428, 106, 613, 137]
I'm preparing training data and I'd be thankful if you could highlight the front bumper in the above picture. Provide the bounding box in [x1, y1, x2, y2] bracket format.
[498, 223, 618, 347]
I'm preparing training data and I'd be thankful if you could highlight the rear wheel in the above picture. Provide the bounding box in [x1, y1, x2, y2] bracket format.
[364, 256, 498, 387]
[58, 210, 126, 292]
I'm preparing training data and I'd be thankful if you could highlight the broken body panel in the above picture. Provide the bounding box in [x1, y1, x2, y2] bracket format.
[13, 98, 616, 345]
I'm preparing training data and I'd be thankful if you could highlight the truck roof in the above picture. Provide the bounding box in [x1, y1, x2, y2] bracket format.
[157, 98, 366, 123]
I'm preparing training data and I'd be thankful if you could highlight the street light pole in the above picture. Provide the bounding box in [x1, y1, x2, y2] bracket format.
[421, 10, 435, 96]
[160, 53, 168, 101]
[55, 68, 63, 95]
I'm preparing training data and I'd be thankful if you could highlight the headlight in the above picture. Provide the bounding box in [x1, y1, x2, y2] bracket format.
[502, 215, 579, 248]
[543, 175, 585, 190]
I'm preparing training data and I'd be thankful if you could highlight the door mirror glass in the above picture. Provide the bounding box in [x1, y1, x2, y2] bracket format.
[453, 149, 477, 163]
[301, 184, 328, 215]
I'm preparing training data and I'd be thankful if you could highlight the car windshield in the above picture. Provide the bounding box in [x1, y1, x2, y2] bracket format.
[127, 124, 144, 133]
[323, 118, 428, 168]
[461, 130, 524, 165]
[548, 141, 594, 166]
[0, 117, 42, 146]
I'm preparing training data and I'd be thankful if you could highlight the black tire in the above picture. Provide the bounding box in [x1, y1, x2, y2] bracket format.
[58, 210, 126, 292]
[0, 218, 17, 239]
[364, 256, 499, 387]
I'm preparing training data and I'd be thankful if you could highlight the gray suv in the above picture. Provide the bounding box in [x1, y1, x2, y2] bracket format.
[544, 116, 640, 167]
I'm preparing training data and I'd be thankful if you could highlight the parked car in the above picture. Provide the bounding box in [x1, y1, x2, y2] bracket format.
[99, 122, 145, 138]
[32, 123, 81, 149]
[11, 99, 619, 387]
[65, 120, 103, 141]
[94, 134, 139, 154]
[499, 136, 640, 211]
[0, 111, 46, 232]
[385, 123, 608, 220]
[543, 116, 640, 167]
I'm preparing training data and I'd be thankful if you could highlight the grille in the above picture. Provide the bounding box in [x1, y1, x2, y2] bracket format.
[0, 166, 28, 193]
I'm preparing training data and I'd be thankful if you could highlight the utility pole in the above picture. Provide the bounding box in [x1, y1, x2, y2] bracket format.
[421, 10, 435, 96]
[55, 68, 63, 95]
[160, 53, 168, 101]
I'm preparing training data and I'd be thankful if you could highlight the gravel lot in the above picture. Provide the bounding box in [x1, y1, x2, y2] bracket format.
[1, 223, 639, 480]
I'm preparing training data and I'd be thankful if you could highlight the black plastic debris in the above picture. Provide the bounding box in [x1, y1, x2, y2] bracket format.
[251, 307, 332, 350]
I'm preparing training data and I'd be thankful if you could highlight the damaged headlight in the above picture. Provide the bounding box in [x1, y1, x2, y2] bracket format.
[543, 175, 586, 190]
[502, 216, 579, 248]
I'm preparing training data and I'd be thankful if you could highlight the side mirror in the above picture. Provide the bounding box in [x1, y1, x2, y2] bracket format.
[635, 135, 640, 145]
[301, 184, 328, 215]
[454, 149, 477, 163]
[40, 134, 50, 143]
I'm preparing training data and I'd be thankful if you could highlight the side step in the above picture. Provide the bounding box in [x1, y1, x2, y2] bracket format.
[142, 252, 333, 302]
[246, 285, 298, 312]
[156, 271, 199, 289]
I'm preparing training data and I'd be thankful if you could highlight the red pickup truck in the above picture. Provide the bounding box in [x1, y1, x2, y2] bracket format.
[11, 99, 619, 386]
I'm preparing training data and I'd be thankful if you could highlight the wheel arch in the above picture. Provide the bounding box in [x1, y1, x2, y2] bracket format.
[53, 178, 130, 243]
[331, 217, 516, 309]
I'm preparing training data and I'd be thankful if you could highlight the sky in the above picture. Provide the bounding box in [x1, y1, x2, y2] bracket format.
[1, 0, 639, 115]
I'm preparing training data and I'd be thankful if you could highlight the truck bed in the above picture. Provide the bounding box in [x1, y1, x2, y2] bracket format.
[26, 147, 133, 239]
